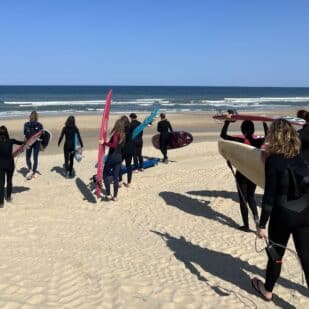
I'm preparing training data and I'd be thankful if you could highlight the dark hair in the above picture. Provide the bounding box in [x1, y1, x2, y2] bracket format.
[160, 113, 166, 119]
[29, 111, 38, 122]
[0, 125, 9, 143]
[297, 110, 307, 120]
[304, 111, 309, 123]
[241, 120, 254, 136]
[65, 116, 76, 127]
[120, 115, 130, 129]
[129, 113, 137, 119]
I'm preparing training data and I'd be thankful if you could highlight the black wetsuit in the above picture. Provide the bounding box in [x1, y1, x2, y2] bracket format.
[298, 124, 309, 164]
[130, 119, 144, 169]
[103, 133, 123, 197]
[24, 121, 43, 174]
[58, 126, 83, 174]
[220, 121, 265, 228]
[119, 127, 135, 184]
[157, 119, 173, 161]
[0, 139, 24, 206]
[259, 154, 309, 291]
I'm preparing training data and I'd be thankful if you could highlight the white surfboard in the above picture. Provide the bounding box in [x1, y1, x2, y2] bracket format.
[218, 139, 309, 212]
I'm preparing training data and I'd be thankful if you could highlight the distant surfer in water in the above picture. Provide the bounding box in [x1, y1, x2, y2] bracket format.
[220, 114, 267, 232]
[129, 113, 144, 171]
[253, 119, 309, 301]
[24, 111, 43, 180]
[58, 116, 83, 178]
[99, 119, 125, 201]
[0, 126, 24, 208]
[119, 115, 134, 187]
[157, 113, 174, 163]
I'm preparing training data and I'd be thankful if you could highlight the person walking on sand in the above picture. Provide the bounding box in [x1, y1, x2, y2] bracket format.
[99, 119, 125, 201]
[129, 113, 144, 171]
[0, 126, 24, 208]
[157, 113, 173, 164]
[58, 115, 83, 178]
[24, 111, 43, 180]
[252, 119, 309, 302]
[119, 115, 134, 187]
[220, 113, 268, 232]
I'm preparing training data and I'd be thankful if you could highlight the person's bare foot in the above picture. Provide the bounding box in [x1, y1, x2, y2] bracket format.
[251, 277, 273, 301]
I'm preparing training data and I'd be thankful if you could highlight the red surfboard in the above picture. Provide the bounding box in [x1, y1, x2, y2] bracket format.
[213, 113, 305, 126]
[96, 90, 112, 198]
[12, 130, 43, 157]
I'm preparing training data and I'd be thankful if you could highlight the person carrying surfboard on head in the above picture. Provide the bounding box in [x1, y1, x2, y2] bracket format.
[220, 113, 268, 232]
[24, 111, 43, 180]
[253, 119, 309, 302]
[0, 126, 24, 208]
[157, 113, 174, 164]
[129, 113, 144, 172]
[99, 119, 125, 201]
[118, 115, 134, 187]
[58, 116, 83, 178]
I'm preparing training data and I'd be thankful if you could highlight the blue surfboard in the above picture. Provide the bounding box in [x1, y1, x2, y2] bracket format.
[132, 108, 160, 140]
[118, 157, 160, 175]
[74, 133, 83, 162]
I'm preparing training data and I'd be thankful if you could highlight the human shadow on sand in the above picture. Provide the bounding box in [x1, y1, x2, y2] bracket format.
[159, 191, 239, 229]
[75, 177, 97, 204]
[152, 231, 308, 308]
[187, 190, 263, 206]
[17, 167, 42, 178]
[12, 186, 30, 194]
[50, 166, 66, 178]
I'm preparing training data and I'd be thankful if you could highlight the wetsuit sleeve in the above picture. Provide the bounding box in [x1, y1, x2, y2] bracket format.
[157, 122, 162, 133]
[76, 129, 83, 148]
[263, 122, 269, 136]
[259, 157, 278, 228]
[39, 122, 43, 130]
[24, 123, 30, 138]
[104, 133, 120, 149]
[220, 121, 243, 143]
[58, 128, 65, 146]
[11, 139, 24, 146]
[168, 121, 174, 133]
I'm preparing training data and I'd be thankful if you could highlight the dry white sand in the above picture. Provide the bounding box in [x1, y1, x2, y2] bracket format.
[0, 139, 308, 308]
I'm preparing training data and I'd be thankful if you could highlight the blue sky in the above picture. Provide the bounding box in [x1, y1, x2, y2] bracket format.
[0, 0, 308, 86]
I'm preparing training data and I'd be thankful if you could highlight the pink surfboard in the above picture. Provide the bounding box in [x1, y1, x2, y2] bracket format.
[213, 113, 305, 126]
[96, 90, 112, 198]
[12, 130, 43, 157]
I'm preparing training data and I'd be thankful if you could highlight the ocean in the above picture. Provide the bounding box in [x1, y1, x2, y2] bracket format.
[1, 85, 309, 118]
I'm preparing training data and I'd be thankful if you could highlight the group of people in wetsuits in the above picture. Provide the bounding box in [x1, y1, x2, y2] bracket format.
[220, 109, 309, 301]
[0, 111, 174, 206]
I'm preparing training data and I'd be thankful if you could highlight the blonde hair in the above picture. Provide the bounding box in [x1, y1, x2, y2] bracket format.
[29, 111, 38, 122]
[266, 119, 301, 158]
[111, 119, 125, 144]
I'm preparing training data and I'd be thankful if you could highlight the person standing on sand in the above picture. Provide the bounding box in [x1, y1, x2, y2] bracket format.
[252, 119, 309, 302]
[99, 119, 125, 201]
[24, 111, 43, 180]
[220, 114, 268, 232]
[119, 115, 134, 187]
[58, 116, 83, 178]
[129, 113, 144, 171]
[157, 113, 174, 164]
[0, 126, 24, 208]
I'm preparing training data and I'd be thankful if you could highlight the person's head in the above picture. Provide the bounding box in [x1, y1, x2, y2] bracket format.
[65, 115, 76, 127]
[297, 109, 307, 120]
[241, 120, 254, 137]
[129, 113, 137, 120]
[29, 111, 38, 122]
[266, 118, 301, 158]
[120, 115, 130, 129]
[0, 125, 9, 143]
[160, 112, 166, 120]
[111, 119, 125, 143]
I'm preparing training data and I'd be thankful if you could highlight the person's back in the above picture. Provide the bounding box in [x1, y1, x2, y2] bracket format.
[130, 119, 142, 145]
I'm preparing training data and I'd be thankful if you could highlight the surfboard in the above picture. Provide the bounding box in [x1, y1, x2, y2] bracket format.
[218, 139, 309, 212]
[96, 89, 112, 198]
[152, 131, 193, 150]
[74, 132, 83, 162]
[12, 130, 43, 157]
[40, 129, 52, 151]
[213, 113, 305, 126]
[132, 108, 160, 140]
[118, 157, 160, 175]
